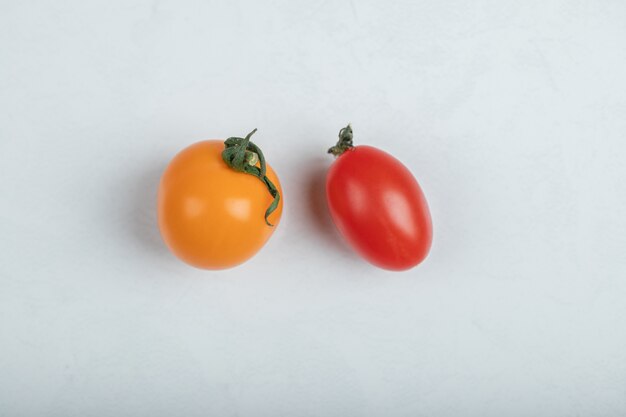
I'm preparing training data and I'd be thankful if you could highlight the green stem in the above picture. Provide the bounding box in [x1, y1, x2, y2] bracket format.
[328, 123, 354, 157]
[222, 129, 280, 227]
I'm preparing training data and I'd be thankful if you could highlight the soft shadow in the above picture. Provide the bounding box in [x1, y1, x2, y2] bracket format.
[128, 160, 171, 257]
[303, 157, 354, 257]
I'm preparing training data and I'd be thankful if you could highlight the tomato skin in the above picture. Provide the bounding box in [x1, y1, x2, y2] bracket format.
[326, 145, 432, 271]
[158, 140, 283, 270]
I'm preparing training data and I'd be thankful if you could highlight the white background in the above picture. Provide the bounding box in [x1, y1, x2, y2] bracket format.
[1, 0, 625, 415]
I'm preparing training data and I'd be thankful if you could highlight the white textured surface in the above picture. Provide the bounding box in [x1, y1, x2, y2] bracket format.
[1, 1, 626, 416]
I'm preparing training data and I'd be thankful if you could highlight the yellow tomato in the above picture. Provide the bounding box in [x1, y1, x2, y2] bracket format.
[158, 138, 283, 269]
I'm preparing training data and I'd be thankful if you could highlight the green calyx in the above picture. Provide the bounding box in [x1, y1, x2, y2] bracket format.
[328, 124, 354, 157]
[222, 129, 280, 227]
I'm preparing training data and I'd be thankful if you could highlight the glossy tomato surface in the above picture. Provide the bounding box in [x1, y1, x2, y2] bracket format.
[158, 140, 283, 269]
[326, 145, 432, 271]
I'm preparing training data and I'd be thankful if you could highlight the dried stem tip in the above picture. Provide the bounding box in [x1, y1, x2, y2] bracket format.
[328, 124, 354, 157]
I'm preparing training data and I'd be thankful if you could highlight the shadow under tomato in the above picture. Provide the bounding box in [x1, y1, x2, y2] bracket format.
[303, 157, 355, 259]
[128, 160, 171, 258]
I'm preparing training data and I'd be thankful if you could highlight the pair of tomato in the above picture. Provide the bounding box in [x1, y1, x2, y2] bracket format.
[157, 125, 432, 271]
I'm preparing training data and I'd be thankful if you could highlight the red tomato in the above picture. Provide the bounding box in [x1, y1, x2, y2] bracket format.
[326, 126, 432, 271]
